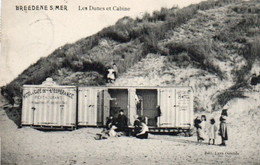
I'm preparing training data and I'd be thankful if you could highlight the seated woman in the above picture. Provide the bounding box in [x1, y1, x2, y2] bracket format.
[106, 115, 116, 130]
[136, 117, 149, 139]
[116, 110, 128, 132]
[133, 115, 142, 136]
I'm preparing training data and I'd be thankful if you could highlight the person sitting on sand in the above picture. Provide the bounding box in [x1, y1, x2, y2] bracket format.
[106, 115, 116, 130]
[136, 117, 149, 139]
[219, 109, 228, 146]
[116, 110, 128, 132]
[133, 115, 142, 136]
[208, 118, 217, 145]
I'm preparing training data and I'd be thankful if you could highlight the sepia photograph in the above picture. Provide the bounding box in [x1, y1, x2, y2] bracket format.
[0, 0, 260, 164]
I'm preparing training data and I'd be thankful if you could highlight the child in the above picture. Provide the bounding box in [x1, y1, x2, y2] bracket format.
[200, 115, 207, 141]
[109, 125, 119, 137]
[208, 118, 217, 145]
[107, 67, 116, 83]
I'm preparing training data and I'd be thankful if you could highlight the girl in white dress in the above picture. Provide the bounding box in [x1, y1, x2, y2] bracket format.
[107, 68, 115, 83]
[208, 118, 217, 145]
[199, 115, 207, 140]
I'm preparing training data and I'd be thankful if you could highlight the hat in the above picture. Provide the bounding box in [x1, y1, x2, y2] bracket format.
[210, 118, 215, 124]
[221, 109, 228, 116]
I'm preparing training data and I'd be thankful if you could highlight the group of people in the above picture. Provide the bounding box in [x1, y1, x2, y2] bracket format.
[100, 110, 149, 139]
[105, 110, 127, 133]
[250, 72, 260, 91]
[97, 108, 229, 145]
[194, 109, 228, 146]
[106, 63, 118, 83]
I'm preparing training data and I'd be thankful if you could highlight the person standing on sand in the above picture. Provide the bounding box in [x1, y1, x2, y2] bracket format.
[194, 116, 203, 142]
[208, 118, 217, 145]
[219, 109, 228, 146]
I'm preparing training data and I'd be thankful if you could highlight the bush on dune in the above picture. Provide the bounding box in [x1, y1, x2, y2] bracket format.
[212, 89, 247, 111]
[166, 40, 224, 79]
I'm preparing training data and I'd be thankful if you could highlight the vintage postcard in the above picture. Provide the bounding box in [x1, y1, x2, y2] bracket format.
[0, 0, 260, 164]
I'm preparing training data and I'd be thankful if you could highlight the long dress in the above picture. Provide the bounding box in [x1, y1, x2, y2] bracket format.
[194, 118, 201, 140]
[198, 120, 207, 139]
[116, 114, 128, 132]
[219, 116, 228, 140]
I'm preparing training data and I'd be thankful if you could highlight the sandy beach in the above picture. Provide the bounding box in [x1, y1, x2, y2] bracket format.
[1, 92, 260, 165]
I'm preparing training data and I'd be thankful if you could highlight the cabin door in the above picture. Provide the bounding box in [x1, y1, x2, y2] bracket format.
[103, 89, 111, 125]
[78, 87, 104, 126]
[158, 88, 176, 127]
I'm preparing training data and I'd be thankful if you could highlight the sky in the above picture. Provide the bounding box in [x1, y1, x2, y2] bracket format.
[1, 0, 204, 86]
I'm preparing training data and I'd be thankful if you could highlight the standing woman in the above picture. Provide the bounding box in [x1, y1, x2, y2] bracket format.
[219, 109, 228, 146]
[194, 116, 202, 142]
